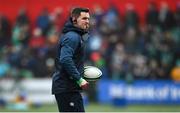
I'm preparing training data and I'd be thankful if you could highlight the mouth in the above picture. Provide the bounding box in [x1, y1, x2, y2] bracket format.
[85, 24, 89, 29]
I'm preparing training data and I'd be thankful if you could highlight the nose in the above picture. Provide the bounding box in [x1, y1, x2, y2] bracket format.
[85, 18, 89, 23]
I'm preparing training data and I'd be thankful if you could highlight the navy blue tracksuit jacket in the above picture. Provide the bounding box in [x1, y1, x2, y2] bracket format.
[52, 18, 88, 94]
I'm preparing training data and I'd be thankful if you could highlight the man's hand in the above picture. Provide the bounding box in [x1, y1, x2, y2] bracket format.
[77, 78, 89, 90]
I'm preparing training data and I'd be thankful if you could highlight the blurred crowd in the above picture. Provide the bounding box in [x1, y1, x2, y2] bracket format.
[0, 2, 180, 81]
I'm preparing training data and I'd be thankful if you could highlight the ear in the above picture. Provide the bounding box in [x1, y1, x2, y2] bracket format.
[72, 17, 77, 24]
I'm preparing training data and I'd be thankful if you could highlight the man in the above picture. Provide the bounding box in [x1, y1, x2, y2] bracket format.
[52, 7, 90, 112]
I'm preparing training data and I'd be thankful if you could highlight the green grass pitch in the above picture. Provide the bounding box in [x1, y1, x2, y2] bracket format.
[0, 102, 180, 112]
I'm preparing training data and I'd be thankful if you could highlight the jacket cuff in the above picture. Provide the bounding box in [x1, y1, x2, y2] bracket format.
[76, 78, 83, 86]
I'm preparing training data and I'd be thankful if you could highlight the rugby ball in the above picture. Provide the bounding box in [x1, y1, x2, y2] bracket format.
[83, 66, 102, 81]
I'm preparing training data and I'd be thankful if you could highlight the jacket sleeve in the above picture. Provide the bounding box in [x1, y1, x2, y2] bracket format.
[59, 32, 81, 81]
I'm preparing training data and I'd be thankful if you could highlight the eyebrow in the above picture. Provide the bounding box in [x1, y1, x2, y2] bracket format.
[82, 17, 90, 19]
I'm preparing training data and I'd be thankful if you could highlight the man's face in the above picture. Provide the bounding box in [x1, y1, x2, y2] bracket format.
[76, 12, 90, 30]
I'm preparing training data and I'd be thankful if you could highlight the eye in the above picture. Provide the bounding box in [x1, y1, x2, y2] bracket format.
[82, 17, 89, 21]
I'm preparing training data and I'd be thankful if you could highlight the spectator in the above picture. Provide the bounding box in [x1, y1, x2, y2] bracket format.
[36, 8, 50, 36]
[15, 8, 30, 26]
[145, 2, 159, 30]
[174, 2, 180, 27]
[50, 7, 65, 31]
[12, 24, 30, 46]
[29, 28, 45, 49]
[111, 42, 126, 79]
[159, 2, 175, 31]
[0, 14, 11, 47]
[124, 3, 139, 29]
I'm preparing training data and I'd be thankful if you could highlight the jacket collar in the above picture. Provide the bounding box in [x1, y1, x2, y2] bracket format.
[62, 18, 88, 36]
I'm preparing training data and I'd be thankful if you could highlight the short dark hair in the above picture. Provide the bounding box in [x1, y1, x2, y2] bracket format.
[71, 7, 89, 19]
